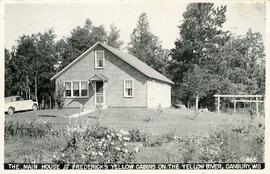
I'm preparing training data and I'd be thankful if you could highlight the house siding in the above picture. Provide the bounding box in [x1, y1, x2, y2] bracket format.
[55, 45, 147, 109]
[146, 79, 171, 108]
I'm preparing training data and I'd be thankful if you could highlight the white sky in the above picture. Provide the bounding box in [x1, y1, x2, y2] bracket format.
[4, 1, 266, 50]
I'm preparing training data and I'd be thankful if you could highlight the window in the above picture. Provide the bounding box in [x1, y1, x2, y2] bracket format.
[81, 81, 88, 97]
[73, 82, 79, 96]
[124, 80, 134, 97]
[64, 81, 88, 98]
[95, 50, 104, 68]
[65, 82, 71, 97]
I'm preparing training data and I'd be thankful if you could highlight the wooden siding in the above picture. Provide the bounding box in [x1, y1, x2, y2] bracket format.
[147, 79, 171, 108]
[55, 45, 147, 108]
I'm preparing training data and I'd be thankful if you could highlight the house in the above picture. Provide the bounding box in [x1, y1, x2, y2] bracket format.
[51, 42, 174, 109]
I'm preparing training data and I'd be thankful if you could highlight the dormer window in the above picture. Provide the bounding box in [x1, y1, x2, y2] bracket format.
[95, 50, 105, 68]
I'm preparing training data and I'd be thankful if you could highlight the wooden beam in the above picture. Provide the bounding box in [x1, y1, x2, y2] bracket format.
[233, 99, 236, 115]
[256, 97, 259, 117]
[230, 99, 264, 103]
[214, 94, 263, 98]
[217, 96, 220, 114]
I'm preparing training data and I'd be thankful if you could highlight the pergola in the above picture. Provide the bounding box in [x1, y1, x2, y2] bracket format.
[214, 94, 263, 117]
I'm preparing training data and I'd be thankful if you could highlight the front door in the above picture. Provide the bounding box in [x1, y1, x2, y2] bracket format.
[95, 81, 104, 105]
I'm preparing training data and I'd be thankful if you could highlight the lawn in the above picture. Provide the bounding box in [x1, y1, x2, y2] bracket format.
[5, 107, 264, 137]
[4, 108, 264, 163]
[5, 108, 80, 129]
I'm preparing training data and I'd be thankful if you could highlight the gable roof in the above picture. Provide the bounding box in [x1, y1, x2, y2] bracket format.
[51, 42, 174, 84]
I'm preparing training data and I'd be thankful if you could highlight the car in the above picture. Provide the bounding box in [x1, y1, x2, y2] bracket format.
[5, 96, 38, 115]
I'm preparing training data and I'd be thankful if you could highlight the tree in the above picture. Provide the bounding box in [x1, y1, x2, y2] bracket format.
[33, 29, 58, 106]
[128, 13, 168, 74]
[8, 29, 58, 106]
[4, 49, 13, 97]
[214, 29, 265, 95]
[57, 19, 123, 70]
[8, 34, 37, 99]
[168, 3, 228, 107]
[107, 24, 123, 49]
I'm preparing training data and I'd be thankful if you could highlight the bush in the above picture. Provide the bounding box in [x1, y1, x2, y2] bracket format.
[128, 129, 149, 143]
[175, 123, 264, 163]
[52, 119, 137, 163]
[4, 120, 58, 139]
[54, 81, 65, 109]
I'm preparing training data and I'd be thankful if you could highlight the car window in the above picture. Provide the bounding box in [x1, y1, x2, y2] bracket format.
[16, 97, 21, 101]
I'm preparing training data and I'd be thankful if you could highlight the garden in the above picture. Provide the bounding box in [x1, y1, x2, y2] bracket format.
[4, 108, 264, 163]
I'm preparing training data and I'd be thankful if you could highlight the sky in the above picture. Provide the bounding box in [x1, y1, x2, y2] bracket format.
[4, 1, 266, 50]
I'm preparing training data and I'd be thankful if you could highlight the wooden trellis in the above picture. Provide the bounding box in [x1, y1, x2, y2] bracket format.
[214, 94, 263, 117]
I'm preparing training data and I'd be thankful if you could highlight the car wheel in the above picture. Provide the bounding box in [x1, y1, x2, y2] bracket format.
[32, 104, 38, 111]
[8, 107, 14, 115]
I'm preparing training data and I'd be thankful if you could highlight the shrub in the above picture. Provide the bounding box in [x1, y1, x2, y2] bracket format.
[175, 123, 264, 163]
[52, 119, 137, 163]
[4, 120, 58, 140]
[128, 129, 149, 143]
[95, 104, 103, 118]
[54, 81, 65, 109]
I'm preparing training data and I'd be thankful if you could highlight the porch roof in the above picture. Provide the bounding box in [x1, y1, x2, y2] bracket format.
[89, 74, 108, 82]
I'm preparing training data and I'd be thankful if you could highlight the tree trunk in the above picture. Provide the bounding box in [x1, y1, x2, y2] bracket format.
[35, 75, 38, 104]
[195, 96, 199, 110]
[49, 96, 52, 109]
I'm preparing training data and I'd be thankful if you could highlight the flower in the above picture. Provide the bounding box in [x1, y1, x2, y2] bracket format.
[120, 129, 129, 136]
[98, 152, 103, 156]
[123, 137, 130, 141]
[123, 149, 128, 153]
[123, 143, 127, 147]
[115, 147, 120, 151]
[134, 147, 139, 153]
[92, 152, 97, 156]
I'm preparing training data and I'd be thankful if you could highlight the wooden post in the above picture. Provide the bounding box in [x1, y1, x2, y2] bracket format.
[49, 96, 52, 109]
[217, 96, 220, 114]
[195, 96, 199, 110]
[256, 97, 259, 117]
[233, 99, 236, 115]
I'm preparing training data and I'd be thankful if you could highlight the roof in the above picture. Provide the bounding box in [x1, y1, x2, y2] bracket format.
[51, 42, 174, 84]
[89, 74, 109, 81]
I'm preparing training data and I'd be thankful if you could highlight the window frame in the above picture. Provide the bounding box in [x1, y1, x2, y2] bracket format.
[64, 81, 72, 98]
[123, 79, 134, 98]
[63, 80, 89, 98]
[72, 81, 80, 97]
[81, 81, 88, 97]
[94, 50, 105, 69]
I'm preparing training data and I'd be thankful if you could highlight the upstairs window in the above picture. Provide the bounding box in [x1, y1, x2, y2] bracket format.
[95, 50, 105, 68]
[65, 82, 71, 97]
[124, 79, 134, 98]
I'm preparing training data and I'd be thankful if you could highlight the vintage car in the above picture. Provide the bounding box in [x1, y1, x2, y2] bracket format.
[5, 96, 38, 115]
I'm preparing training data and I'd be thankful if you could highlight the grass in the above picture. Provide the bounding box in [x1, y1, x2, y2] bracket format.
[5, 107, 263, 137]
[5, 108, 80, 130]
[4, 107, 264, 163]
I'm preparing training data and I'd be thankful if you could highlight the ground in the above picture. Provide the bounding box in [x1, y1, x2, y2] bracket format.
[5, 108, 264, 163]
[5, 107, 263, 137]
